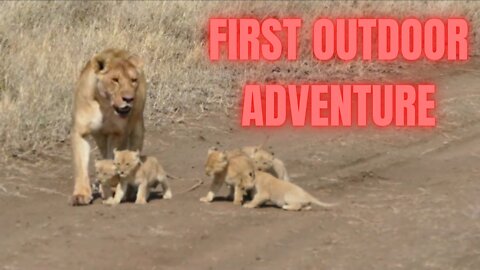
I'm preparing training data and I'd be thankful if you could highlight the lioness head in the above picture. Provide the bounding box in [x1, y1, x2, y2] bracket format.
[94, 159, 117, 184]
[113, 149, 141, 177]
[91, 49, 144, 118]
[205, 147, 228, 177]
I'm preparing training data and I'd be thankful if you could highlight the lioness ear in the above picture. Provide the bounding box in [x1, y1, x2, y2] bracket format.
[91, 54, 109, 74]
[128, 54, 144, 70]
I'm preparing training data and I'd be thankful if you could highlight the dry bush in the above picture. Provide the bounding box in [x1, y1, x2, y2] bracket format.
[0, 1, 478, 154]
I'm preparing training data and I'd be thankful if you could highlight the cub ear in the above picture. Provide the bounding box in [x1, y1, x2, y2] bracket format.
[128, 54, 144, 70]
[208, 147, 218, 155]
[91, 53, 109, 74]
[113, 148, 118, 155]
[135, 150, 140, 157]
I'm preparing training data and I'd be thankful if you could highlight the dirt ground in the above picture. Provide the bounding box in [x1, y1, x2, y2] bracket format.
[1, 61, 480, 270]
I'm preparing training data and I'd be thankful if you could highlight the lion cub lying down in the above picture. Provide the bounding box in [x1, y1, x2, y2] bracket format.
[240, 171, 336, 211]
[102, 149, 172, 205]
[201, 147, 255, 205]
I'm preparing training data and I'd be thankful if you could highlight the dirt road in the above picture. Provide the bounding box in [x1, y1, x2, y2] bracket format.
[1, 63, 480, 270]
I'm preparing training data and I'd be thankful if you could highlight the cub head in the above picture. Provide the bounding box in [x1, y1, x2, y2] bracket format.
[205, 147, 228, 177]
[239, 170, 256, 190]
[94, 159, 117, 184]
[113, 149, 141, 178]
[251, 148, 275, 172]
[91, 48, 144, 118]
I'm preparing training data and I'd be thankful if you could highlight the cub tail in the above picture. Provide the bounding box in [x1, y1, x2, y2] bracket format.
[308, 193, 337, 208]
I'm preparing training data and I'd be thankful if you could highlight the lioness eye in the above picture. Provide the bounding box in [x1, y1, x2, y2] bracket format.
[126, 163, 130, 166]
[112, 78, 119, 83]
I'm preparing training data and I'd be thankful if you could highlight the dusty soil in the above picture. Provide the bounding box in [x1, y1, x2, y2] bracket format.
[1, 62, 480, 270]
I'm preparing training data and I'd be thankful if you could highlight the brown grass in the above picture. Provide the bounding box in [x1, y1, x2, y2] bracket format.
[0, 1, 478, 155]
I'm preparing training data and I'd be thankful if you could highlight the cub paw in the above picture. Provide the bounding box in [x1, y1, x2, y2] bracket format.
[102, 198, 117, 206]
[243, 203, 256, 209]
[199, 197, 212, 203]
[163, 190, 173, 200]
[233, 200, 242, 206]
[135, 199, 148, 205]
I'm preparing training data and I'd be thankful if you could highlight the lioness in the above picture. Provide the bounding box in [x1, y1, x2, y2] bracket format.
[240, 171, 336, 211]
[70, 49, 146, 205]
[103, 149, 172, 205]
[201, 147, 255, 205]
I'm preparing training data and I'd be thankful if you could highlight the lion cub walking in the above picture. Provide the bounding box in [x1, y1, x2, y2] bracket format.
[201, 147, 255, 205]
[104, 149, 172, 205]
[240, 171, 336, 211]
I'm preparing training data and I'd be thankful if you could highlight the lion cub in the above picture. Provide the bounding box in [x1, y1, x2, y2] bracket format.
[94, 159, 120, 200]
[201, 147, 255, 205]
[240, 171, 336, 211]
[241, 146, 290, 181]
[104, 149, 172, 205]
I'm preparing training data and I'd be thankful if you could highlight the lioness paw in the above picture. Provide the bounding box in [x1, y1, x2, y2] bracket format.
[70, 194, 92, 206]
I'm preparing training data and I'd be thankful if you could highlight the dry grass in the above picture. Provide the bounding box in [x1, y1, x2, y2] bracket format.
[0, 1, 479, 155]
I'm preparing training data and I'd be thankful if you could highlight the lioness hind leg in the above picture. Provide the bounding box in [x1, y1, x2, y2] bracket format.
[71, 132, 93, 206]
[282, 203, 303, 211]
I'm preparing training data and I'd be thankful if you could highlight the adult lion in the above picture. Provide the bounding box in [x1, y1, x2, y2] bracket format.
[70, 48, 146, 206]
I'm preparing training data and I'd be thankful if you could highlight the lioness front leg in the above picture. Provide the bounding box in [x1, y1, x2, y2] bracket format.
[92, 133, 109, 159]
[129, 120, 145, 151]
[71, 131, 93, 206]
[107, 134, 128, 159]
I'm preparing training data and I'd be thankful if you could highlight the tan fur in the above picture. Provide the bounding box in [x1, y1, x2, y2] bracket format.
[70, 48, 146, 206]
[200, 147, 255, 205]
[94, 159, 120, 201]
[241, 171, 336, 211]
[103, 149, 172, 205]
[242, 146, 290, 181]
